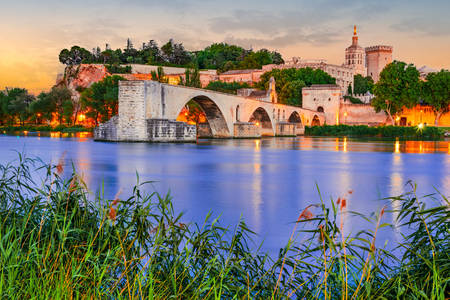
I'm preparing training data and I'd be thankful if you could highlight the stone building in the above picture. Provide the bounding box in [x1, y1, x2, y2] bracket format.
[344, 26, 367, 76]
[262, 59, 354, 94]
[302, 85, 342, 125]
[302, 84, 387, 125]
[365, 45, 393, 82]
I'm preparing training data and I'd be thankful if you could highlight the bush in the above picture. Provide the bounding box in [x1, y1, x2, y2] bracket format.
[205, 81, 250, 94]
[305, 125, 444, 140]
[105, 64, 132, 74]
[343, 95, 364, 104]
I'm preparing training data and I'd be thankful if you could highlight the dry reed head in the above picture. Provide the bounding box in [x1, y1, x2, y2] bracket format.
[56, 151, 67, 175]
[112, 189, 122, 206]
[298, 206, 314, 221]
[337, 197, 347, 211]
[108, 207, 116, 221]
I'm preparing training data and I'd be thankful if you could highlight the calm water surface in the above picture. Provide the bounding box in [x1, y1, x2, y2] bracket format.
[1, 133, 449, 253]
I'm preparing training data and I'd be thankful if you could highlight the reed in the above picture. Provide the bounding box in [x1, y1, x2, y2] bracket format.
[0, 154, 448, 299]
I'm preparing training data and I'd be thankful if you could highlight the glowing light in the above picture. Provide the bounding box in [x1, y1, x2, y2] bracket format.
[78, 114, 86, 122]
[37, 113, 42, 117]
[255, 121, 260, 127]
[343, 137, 348, 152]
[418, 123, 424, 129]
[395, 139, 400, 153]
[395, 116, 400, 121]
[344, 112, 348, 117]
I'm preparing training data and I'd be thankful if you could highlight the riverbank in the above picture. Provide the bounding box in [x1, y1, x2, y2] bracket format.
[305, 124, 446, 140]
[0, 156, 447, 299]
[0, 124, 93, 133]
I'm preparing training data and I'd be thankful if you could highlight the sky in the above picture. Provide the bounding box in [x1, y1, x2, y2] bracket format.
[1, 0, 449, 94]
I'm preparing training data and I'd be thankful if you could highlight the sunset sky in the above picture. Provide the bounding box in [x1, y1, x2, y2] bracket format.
[1, 0, 449, 94]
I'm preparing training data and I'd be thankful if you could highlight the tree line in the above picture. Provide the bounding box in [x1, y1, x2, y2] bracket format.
[371, 61, 449, 125]
[59, 40, 284, 72]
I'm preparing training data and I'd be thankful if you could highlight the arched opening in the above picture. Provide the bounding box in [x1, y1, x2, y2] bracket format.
[176, 95, 230, 138]
[249, 107, 274, 136]
[317, 106, 324, 113]
[311, 115, 321, 126]
[288, 111, 303, 135]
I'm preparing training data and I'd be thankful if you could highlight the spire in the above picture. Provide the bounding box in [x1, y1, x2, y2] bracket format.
[352, 25, 358, 46]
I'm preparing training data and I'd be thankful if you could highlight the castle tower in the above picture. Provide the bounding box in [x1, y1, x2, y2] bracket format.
[344, 25, 367, 77]
[365, 45, 393, 82]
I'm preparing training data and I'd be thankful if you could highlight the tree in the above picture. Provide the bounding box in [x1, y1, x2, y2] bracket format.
[347, 84, 353, 96]
[29, 92, 56, 124]
[6, 88, 34, 125]
[180, 68, 201, 88]
[353, 74, 374, 94]
[59, 46, 93, 66]
[422, 69, 450, 126]
[205, 81, 250, 94]
[256, 67, 335, 104]
[372, 61, 421, 125]
[80, 75, 124, 126]
[46, 86, 73, 124]
[279, 80, 306, 106]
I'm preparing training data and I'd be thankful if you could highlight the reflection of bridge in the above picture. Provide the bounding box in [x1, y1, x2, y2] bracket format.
[95, 80, 324, 142]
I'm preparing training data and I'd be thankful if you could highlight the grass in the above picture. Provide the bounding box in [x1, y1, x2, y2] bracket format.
[0, 154, 448, 299]
[305, 124, 445, 140]
[0, 124, 93, 133]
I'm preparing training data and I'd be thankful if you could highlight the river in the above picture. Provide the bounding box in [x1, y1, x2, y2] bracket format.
[1, 132, 449, 253]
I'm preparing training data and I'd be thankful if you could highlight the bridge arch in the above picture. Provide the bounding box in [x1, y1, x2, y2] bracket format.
[311, 115, 321, 126]
[177, 95, 230, 137]
[248, 107, 274, 136]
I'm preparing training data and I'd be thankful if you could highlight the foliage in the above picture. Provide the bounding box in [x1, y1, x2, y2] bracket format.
[279, 80, 306, 106]
[180, 68, 201, 88]
[304, 124, 444, 139]
[59, 46, 93, 66]
[59, 40, 284, 73]
[0, 88, 35, 125]
[0, 125, 92, 132]
[205, 81, 250, 94]
[105, 64, 132, 74]
[256, 68, 336, 104]
[422, 69, 450, 125]
[80, 75, 124, 125]
[0, 156, 448, 298]
[372, 61, 421, 124]
[151, 66, 168, 83]
[353, 74, 374, 94]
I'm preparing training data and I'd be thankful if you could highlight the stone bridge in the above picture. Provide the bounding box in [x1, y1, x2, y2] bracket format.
[95, 80, 324, 142]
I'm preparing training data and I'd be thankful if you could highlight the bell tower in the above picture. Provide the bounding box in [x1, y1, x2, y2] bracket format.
[344, 25, 366, 76]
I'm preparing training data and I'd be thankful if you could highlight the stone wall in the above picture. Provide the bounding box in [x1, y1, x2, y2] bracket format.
[94, 116, 118, 141]
[147, 119, 196, 142]
[233, 122, 261, 138]
[340, 103, 387, 125]
[117, 81, 148, 141]
[275, 122, 296, 136]
[302, 85, 341, 125]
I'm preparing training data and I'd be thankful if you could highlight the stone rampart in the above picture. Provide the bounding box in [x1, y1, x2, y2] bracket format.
[340, 103, 387, 125]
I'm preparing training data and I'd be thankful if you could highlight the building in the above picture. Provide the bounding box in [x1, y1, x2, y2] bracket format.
[262, 59, 354, 94]
[365, 45, 393, 82]
[344, 26, 367, 76]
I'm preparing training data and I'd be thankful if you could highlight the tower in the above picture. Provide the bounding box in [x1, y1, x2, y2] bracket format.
[344, 25, 366, 77]
[365, 45, 393, 82]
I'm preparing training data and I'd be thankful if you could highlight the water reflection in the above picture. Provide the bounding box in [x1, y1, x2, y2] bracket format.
[0, 134, 448, 255]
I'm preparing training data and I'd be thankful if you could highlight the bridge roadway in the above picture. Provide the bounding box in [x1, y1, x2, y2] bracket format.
[96, 80, 325, 142]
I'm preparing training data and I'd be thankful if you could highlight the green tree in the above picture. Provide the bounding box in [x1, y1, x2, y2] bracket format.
[29, 92, 56, 124]
[180, 68, 201, 88]
[347, 84, 353, 96]
[372, 61, 421, 125]
[81, 75, 124, 125]
[279, 80, 306, 106]
[353, 74, 374, 94]
[256, 67, 335, 104]
[205, 81, 250, 94]
[59, 46, 93, 66]
[7, 88, 34, 125]
[422, 69, 450, 126]
[46, 86, 73, 124]
[0, 91, 10, 125]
